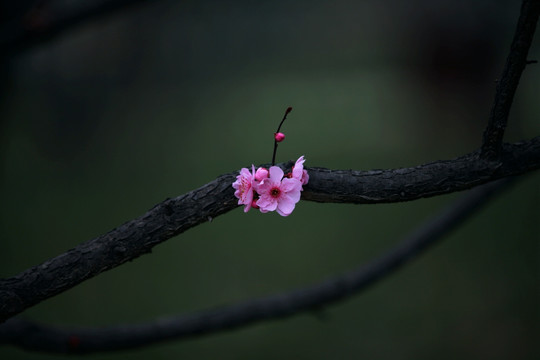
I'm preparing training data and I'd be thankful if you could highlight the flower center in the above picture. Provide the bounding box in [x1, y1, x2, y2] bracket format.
[270, 187, 281, 198]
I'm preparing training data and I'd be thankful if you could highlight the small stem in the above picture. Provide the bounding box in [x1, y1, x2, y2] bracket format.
[271, 143, 279, 167]
[271, 107, 292, 166]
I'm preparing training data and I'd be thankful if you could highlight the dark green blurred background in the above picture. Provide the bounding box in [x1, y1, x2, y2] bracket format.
[1, 1, 539, 359]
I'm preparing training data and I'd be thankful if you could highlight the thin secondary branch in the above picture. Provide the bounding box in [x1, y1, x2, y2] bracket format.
[0, 179, 512, 354]
[0, 0, 153, 55]
[0, 138, 539, 323]
[271, 106, 292, 165]
[480, 0, 540, 159]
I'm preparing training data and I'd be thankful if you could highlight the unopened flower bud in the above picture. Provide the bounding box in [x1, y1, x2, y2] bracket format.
[274, 132, 285, 142]
[255, 167, 269, 181]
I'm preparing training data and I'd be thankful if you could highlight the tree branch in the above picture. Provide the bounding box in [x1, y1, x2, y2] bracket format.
[0, 0, 153, 55]
[1, 138, 539, 324]
[303, 139, 540, 203]
[1, 0, 539, 344]
[0, 179, 513, 354]
[480, 0, 540, 159]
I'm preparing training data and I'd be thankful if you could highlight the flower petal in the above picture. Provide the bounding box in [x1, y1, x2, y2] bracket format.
[256, 195, 278, 212]
[256, 179, 275, 194]
[301, 169, 309, 185]
[276, 208, 290, 216]
[292, 156, 305, 180]
[287, 188, 301, 203]
[269, 166, 284, 182]
[240, 167, 252, 178]
[244, 189, 253, 209]
[280, 177, 302, 193]
[276, 194, 297, 216]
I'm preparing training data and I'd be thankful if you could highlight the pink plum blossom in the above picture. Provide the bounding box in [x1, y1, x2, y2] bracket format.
[232, 165, 256, 212]
[292, 155, 309, 186]
[256, 166, 302, 216]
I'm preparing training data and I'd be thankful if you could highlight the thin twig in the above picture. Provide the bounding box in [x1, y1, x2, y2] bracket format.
[480, 0, 540, 159]
[0, 179, 513, 354]
[0, 137, 539, 323]
[271, 107, 292, 166]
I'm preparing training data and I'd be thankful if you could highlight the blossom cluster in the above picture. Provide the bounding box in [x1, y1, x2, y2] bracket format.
[232, 156, 309, 216]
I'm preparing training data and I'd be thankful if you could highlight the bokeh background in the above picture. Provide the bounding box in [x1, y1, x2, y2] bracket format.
[1, 0, 539, 359]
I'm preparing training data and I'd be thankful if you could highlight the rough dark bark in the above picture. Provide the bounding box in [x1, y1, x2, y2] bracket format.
[0, 171, 239, 323]
[1, 138, 539, 324]
[303, 139, 540, 203]
[480, 0, 540, 159]
[0, 179, 511, 354]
